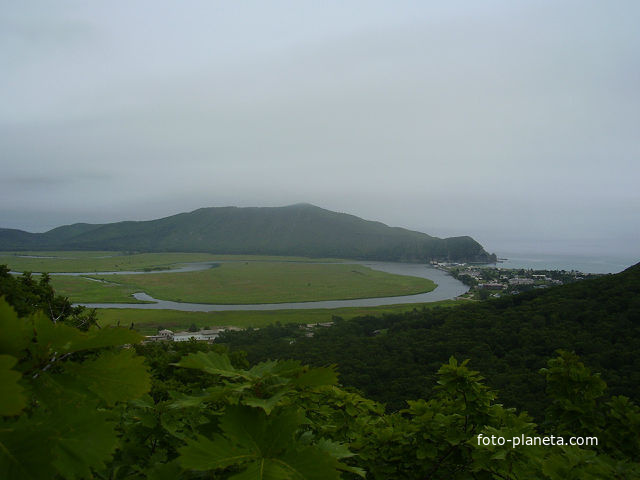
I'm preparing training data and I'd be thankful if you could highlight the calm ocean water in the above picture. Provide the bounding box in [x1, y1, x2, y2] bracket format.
[485, 253, 638, 274]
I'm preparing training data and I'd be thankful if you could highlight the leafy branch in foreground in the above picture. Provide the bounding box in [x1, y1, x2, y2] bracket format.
[115, 346, 640, 479]
[168, 351, 364, 479]
[0, 297, 150, 480]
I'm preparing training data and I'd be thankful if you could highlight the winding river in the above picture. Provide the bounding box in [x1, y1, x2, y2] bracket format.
[67, 261, 468, 311]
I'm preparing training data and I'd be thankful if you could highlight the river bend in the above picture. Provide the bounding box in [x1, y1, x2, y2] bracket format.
[69, 261, 468, 311]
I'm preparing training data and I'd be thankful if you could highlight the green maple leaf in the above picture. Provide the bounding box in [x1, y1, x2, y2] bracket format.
[0, 418, 56, 480]
[31, 313, 85, 354]
[49, 403, 119, 479]
[278, 447, 343, 480]
[0, 355, 26, 416]
[179, 406, 360, 479]
[33, 314, 143, 355]
[0, 299, 32, 357]
[173, 351, 248, 379]
[178, 433, 256, 470]
[243, 390, 289, 415]
[65, 349, 151, 406]
[228, 458, 291, 480]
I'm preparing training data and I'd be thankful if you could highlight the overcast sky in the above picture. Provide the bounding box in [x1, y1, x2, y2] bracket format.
[1, 1, 638, 258]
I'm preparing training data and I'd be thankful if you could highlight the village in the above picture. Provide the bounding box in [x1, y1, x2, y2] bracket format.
[144, 322, 336, 343]
[144, 326, 242, 343]
[433, 262, 602, 300]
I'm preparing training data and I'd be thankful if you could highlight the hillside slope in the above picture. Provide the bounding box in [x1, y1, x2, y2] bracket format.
[220, 262, 640, 416]
[0, 204, 495, 262]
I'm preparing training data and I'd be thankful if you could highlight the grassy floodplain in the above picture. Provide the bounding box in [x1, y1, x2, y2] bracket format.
[2, 251, 444, 331]
[1, 251, 437, 305]
[91, 262, 436, 304]
[0, 251, 341, 273]
[48, 276, 152, 304]
[96, 301, 458, 334]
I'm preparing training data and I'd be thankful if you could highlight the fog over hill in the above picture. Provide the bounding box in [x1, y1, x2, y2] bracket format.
[0, 204, 495, 263]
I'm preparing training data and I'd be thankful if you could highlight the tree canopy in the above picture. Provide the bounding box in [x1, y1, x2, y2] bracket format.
[1, 263, 638, 478]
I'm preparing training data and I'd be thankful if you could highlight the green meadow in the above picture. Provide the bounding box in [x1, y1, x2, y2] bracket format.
[1, 250, 444, 331]
[0, 251, 341, 273]
[96, 301, 458, 334]
[91, 262, 436, 304]
[2, 251, 436, 305]
[48, 276, 151, 304]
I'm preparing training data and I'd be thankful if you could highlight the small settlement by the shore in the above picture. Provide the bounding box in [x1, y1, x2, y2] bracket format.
[431, 261, 602, 300]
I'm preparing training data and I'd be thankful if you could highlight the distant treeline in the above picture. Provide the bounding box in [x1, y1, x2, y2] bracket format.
[219, 262, 640, 419]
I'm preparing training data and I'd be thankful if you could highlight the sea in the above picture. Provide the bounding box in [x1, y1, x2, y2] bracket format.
[485, 253, 638, 274]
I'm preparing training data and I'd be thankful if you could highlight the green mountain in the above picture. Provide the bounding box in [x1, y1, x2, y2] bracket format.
[0, 204, 495, 262]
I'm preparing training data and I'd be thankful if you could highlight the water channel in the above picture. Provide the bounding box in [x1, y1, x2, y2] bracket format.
[63, 261, 468, 311]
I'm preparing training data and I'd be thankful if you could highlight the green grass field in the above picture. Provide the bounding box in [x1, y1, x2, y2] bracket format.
[0, 251, 341, 273]
[48, 276, 151, 303]
[91, 262, 436, 304]
[3, 251, 447, 331]
[3, 251, 437, 305]
[96, 301, 459, 334]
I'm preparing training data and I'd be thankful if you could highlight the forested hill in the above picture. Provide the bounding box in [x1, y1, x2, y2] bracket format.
[0, 204, 495, 262]
[220, 262, 640, 418]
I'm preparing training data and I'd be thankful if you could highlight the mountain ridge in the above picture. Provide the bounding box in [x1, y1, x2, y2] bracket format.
[0, 204, 496, 262]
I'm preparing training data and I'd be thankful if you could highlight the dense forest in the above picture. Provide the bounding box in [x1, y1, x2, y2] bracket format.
[1, 265, 639, 478]
[219, 263, 640, 418]
[0, 204, 495, 262]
